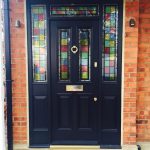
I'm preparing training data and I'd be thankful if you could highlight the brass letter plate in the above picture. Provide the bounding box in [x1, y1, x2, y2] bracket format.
[66, 85, 83, 92]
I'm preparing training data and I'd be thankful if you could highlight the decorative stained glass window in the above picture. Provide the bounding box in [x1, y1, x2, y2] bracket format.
[59, 29, 71, 81]
[50, 5, 98, 16]
[79, 29, 91, 81]
[102, 5, 118, 81]
[31, 6, 47, 82]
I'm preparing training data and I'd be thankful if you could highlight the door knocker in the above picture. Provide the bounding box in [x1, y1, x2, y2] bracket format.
[71, 45, 78, 54]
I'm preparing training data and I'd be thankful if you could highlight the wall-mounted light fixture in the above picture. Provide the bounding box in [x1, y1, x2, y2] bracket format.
[15, 20, 21, 28]
[129, 18, 136, 27]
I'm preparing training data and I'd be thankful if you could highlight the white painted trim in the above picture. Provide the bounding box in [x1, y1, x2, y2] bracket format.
[24, 0, 30, 147]
[0, 0, 6, 149]
[121, 0, 126, 146]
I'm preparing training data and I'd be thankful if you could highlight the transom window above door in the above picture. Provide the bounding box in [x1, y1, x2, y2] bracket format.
[50, 5, 99, 16]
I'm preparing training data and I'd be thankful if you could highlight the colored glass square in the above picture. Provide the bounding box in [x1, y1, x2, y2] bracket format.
[40, 35, 45, 40]
[39, 21, 44, 28]
[34, 74, 40, 80]
[61, 32, 68, 38]
[105, 14, 110, 20]
[110, 48, 115, 54]
[40, 55, 46, 61]
[61, 65, 68, 72]
[105, 67, 110, 74]
[34, 41, 40, 47]
[105, 28, 110, 33]
[39, 8, 44, 13]
[34, 21, 39, 28]
[105, 54, 109, 60]
[80, 39, 88, 45]
[105, 41, 110, 47]
[40, 61, 46, 67]
[40, 67, 46, 74]
[40, 48, 46, 54]
[81, 32, 88, 39]
[61, 52, 68, 58]
[82, 66, 88, 72]
[82, 72, 88, 79]
[81, 59, 88, 65]
[61, 59, 68, 65]
[32, 8, 38, 14]
[33, 48, 40, 55]
[39, 14, 44, 21]
[111, 6, 116, 13]
[82, 52, 88, 59]
[105, 34, 110, 40]
[34, 29, 40, 35]
[40, 41, 45, 47]
[110, 41, 115, 47]
[110, 27, 116, 33]
[61, 39, 68, 45]
[105, 61, 109, 67]
[110, 33, 116, 40]
[110, 67, 115, 74]
[40, 29, 45, 34]
[105, 21, 111, 27]
[34, 54, 40, 60]
[104, 47, 110, 54]
[111, 20, 116, 27]
[110, 56, 115, 60]
[40, 74, 46, 81]
[61, 46, 68, 52]
[110, 60, 115, 67]
[81, 46, 88, 52]
[61, 72, 68, 79]
[106, 6, 111, 13]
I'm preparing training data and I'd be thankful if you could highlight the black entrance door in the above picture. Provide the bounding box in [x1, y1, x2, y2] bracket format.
[51, 21, 99, 144]
[28, 1, 123, 147]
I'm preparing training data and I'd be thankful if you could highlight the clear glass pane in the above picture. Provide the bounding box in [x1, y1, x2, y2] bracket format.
[31, 5, 47, 82]
[50, 5, 98, 17]
[79, 29, 91, 81]
[59, 29, 71, 81]
[102, 5, 118, 81]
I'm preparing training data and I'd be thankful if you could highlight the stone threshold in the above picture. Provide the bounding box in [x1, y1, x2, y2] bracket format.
[13, 144, 139, 150]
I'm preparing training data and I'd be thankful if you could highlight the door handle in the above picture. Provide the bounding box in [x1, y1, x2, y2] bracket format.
[93, 97, 98, 102]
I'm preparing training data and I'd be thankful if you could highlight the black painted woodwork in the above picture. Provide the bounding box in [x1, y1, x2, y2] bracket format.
[27, 0, 123, 147]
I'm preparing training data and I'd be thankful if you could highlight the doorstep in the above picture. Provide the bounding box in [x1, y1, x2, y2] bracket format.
[13, 144, 138, 150]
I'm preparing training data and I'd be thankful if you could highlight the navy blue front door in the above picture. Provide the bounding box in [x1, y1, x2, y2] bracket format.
[51, 21, 99, 144]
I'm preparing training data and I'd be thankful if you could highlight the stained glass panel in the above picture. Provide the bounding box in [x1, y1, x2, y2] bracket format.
[59, 29, 70, 81]
[31, 5, 47, 82]
[102, 5, 118, 81]
[50, 5, 98, 16]
[79, 29, 91, 81]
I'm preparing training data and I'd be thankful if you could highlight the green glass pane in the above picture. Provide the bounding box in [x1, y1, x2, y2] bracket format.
[80, 39, 88, 45]
[39, 8, 44, 13]
[82, 72, 88, 79]
[106, 6, 111, 13]
[82, 52, 88, 59]
[61, 72, 68, 79]
[61, 52, 68, 58]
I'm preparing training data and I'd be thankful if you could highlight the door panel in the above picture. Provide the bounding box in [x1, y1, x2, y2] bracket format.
[51, 21, 99, 144]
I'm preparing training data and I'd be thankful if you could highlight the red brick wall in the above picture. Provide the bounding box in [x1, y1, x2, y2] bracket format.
[136, 0, 150, 142]
[9, 0, 150, 146]
[10, 0, 27, 144]
[123, 0, 139, 144]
